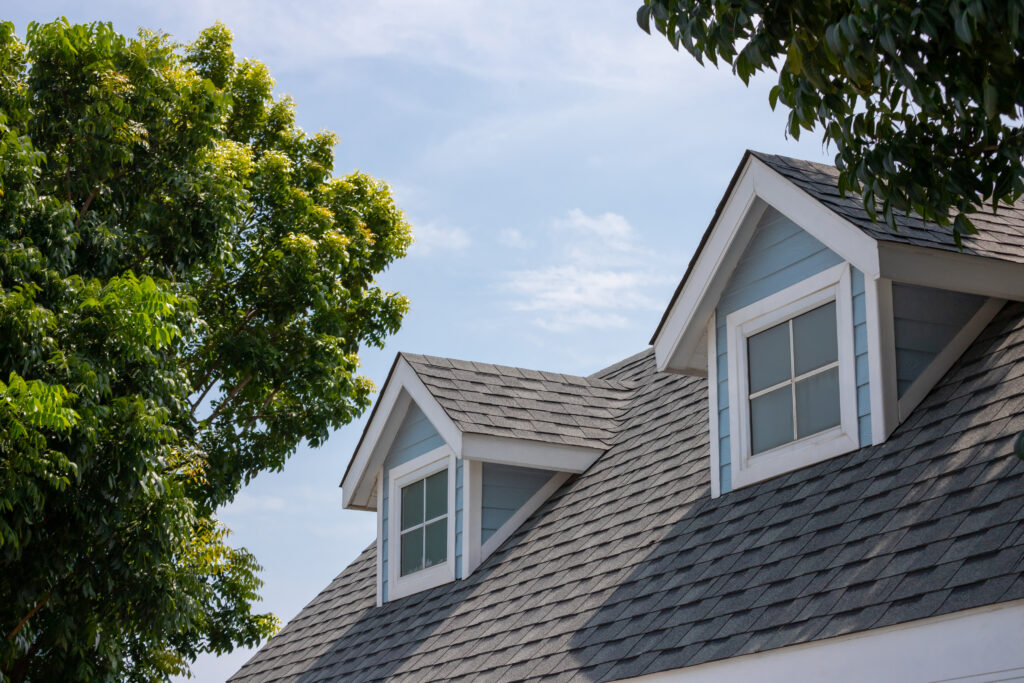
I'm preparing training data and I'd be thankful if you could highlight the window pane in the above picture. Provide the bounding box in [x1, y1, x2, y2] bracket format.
[751, 386, 793, 454]
[400, 480, 424, 530]
[400, 527, 423, 576]
[793, 302, 838, 376]
[747, 322, 791, 393]
[424, 519, 447, 568]
[424, 470, 448, 521]
[795, 367, 841, 438]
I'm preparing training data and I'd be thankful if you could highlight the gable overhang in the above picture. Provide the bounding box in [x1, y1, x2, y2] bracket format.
[651, 152, 881, 376]
[341, 356, 606, 511]
[341, 355, 462, 511]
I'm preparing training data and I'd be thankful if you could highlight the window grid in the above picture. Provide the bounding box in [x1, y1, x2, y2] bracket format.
[747, 307, 838, 448]
[399, 473, 447, 576]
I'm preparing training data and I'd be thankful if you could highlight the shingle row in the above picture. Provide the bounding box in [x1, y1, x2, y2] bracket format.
[231, 303, 1024, 683]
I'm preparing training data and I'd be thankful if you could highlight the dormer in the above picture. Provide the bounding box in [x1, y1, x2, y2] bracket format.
[652, 151, 1024, 496]
[341, 353, 629, 603]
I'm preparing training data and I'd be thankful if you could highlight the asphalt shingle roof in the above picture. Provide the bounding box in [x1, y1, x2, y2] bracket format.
[230, 301, 1024, 683]
[752, 152, 1024, 265]
[401, 353, 633, 450]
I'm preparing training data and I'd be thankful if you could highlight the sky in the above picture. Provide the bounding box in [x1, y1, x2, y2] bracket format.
[6, 3, 831, 680]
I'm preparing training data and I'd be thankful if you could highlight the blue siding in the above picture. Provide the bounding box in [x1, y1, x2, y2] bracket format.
[892, 284, 984, 397]
[716, 207, 843, 493]
[455, 458, 463, 579]
[481, 462, 552, 543]
[852, 268, 871, 447]
[381, 402, 446, 601]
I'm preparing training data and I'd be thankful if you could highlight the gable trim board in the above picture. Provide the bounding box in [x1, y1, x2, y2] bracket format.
[619, 599, 1024, 683]
[343, 356, 602, 511]
[652, 153, 1024, 379]
[652, 153, 880, 376]
[344, 356, 463, 510]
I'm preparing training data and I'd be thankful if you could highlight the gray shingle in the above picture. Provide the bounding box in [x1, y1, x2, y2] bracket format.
[231, 301, 1024, 683]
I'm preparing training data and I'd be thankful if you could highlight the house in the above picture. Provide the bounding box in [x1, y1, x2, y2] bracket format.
[229, 151, 1024, 682]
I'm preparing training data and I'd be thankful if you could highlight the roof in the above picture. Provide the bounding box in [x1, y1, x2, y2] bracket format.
[755, 152, 1024, 264]
[650, 150, 1024, 345]
[400, 353, 633, 450]
[231, 301, 1024, 683]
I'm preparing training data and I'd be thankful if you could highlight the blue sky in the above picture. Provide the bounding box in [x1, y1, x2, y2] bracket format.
[7, 3, 832, 680]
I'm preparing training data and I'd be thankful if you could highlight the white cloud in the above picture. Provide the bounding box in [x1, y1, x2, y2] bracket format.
[498, 228, 531, 249]
[503, 209, 675, 332]
[173, 0, 715, 94]
[410, 221, 471, 256]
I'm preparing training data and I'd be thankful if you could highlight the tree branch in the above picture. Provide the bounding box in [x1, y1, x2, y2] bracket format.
[7, 593, 50, 642]
[200, 373, 252, 425]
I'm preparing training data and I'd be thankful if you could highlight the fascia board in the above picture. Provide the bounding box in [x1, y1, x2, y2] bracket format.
[655, 156, 880, 375]
[654, 160, 764, 374]
[342, 357, 463, 510]
[461, 433, 601, 474]
[878, 241, 1024, 301]
[617, 599, 1024, 683]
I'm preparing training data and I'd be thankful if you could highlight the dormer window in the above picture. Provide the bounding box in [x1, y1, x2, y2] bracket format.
[387, 445, 455, 599]
[726, 263, 859, 489]
[747, 300, 839, 454]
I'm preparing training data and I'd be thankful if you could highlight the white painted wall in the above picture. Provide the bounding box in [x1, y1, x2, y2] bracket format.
[618, 600, 1024, 683]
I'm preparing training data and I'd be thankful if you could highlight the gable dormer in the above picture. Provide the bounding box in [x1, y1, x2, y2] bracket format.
[341, 353, 628, 603]
[652, 151, 1023, 496]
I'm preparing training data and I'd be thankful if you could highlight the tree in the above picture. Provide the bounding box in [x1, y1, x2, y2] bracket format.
[637, 0, 1024, 244]
[0, 19, 411, 681]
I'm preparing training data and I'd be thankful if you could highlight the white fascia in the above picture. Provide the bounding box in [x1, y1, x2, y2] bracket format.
[460, 433, 601, 473]
[878, 241, 1024, 302]
[616, 599, 1024, 683]
[653, 155, 880, 376]
[342, 356, 462, 511]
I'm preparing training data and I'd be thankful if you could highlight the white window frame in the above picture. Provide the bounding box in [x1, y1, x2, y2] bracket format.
[726, 262, 859, 489]
[387, 445, 456, 601]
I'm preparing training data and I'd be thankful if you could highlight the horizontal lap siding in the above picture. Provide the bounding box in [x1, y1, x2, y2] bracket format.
[481, 463, 552, 543]
[716, 207, 845, 493]
[892, 284, 984, 397]
[852, 268, 871, 447]
[382, 403, 446, 601]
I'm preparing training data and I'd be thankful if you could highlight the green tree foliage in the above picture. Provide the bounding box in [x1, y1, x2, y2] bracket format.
[637, 0, 1024, 243]
[0, 19, 411, 681]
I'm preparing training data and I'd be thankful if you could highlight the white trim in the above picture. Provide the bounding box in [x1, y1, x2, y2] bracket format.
[726, 263, 859, 489]
[461, 433, 601, 473]
[617, 599, 1024, 683]
[461, 459, 482, 579]
[897, 297, 1004, 420]
[343, 357, 463, 510]
[878, 241, 1024, 302]
[654, 156, 881, 375]
[375, 472, 383, 607]
[478, 472, 570, 563]
[706, 317, 721, 499]
[865, 277, 899, 444]
[386, 445, 457, 601]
